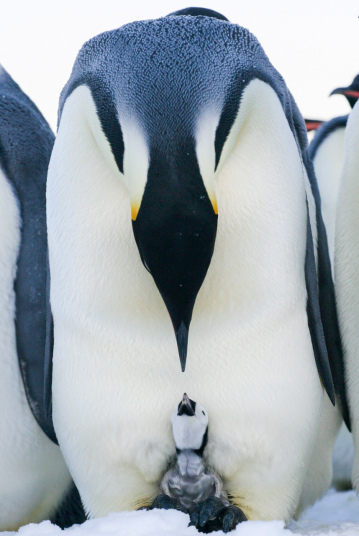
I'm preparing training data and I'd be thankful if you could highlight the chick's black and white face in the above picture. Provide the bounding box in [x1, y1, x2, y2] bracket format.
[171, 394, 208, 451]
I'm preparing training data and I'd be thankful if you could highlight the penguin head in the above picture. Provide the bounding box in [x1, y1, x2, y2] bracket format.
[330, 74, 359, 109]
[60, 15, 263, 371]
[167, 7, 229, 21]
[119, 17, 222, 372]
[171, 393, 209, 453]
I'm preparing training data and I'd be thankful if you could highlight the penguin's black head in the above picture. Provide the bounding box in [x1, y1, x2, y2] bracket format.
[330, 74, 359, 109]
[167, 7, 229, 21]
[64, 15, 248, 372]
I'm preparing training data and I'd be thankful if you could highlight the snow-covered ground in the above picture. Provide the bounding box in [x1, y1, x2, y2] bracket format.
[2, 489, 359, 536]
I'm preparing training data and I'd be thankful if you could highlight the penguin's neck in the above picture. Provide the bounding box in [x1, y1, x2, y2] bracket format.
[176, 449, 205, 477]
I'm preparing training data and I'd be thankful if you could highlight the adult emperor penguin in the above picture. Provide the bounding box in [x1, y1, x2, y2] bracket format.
[309, 76, 359, 490]
[335, 100, 359, 495]
[46, 8, 348, 522]
[309, 74, 359, 260]
[0, 65, 86, 530]
[0, 65, 76, 530]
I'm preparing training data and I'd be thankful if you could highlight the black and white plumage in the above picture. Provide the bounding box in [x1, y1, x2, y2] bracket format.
[45, 8, 347, 522]
[308, 79, 359, 490]
[336, 100, 359, 495]
[0, 65, 74, 530]
[309, 75, 359, 262]
[309, 115, 348, 263]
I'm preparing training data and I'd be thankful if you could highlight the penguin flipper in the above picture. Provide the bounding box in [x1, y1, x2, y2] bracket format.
[310, 194, 351, 430]
[291, 98, 350, 429]
[51, 483, 87, 528]
[44, 251, 58, 443]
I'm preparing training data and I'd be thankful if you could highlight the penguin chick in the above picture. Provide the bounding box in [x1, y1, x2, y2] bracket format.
[161, 393, 223, 510]
[152, 394, 246, 532]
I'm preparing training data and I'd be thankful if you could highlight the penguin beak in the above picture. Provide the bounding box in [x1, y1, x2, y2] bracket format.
[304, 119, 323, 132]
[330, 87, 359, 99]
[132, 150, 217, 372]
[177, 393, 196, 416]
[330, 87, 346, 97]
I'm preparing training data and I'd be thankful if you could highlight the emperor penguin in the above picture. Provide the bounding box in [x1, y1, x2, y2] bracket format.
[154, 393, 246, 532]
[309, 76, 359, 490]
[46, 8, 348, 522]
[309, 74, 359, 261]
[309, 114, 352, 492]
[335, 100, 359, 495]
[0, 65, 75, 530]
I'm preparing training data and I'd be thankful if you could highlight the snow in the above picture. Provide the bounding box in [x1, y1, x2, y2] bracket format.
[2, 490, 359, 536]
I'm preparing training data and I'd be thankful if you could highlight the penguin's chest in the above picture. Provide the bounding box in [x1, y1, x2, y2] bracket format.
[50, 93, 321, 482]
[0, 167, 22, 434]
[52, 193, 320, 484]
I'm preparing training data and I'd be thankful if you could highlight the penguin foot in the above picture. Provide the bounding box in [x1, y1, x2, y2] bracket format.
[147, 493, 186, 513]
[188, 497, 246, 533]
[188, 497, 225, 531]
[221, 505, 247, 533]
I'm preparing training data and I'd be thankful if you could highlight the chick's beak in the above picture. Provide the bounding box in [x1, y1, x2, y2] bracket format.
[177, 393, 195, 416]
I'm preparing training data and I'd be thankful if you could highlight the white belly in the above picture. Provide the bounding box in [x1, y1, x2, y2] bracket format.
[0, 167, 71, 530]
[336, 101, 359, 495]
[48, 82, 324, 520]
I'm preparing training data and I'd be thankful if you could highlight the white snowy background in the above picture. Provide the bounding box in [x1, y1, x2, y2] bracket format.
[1, 0, 359, 535]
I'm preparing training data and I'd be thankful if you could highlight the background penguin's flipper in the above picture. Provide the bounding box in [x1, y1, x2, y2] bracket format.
[291, 98, 351, 429]
[50, 483, 87, 528]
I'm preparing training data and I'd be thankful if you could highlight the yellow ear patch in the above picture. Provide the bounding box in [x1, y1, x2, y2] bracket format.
[211, 197, 218, 215]
[131, 203, 140, 221]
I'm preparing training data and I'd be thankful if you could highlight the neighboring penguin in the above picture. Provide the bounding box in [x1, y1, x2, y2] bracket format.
[46, 8, 347, 522]
[309, 74, 359, 261]
[0, 65, 80, 530]
[309, 76, 359, 490]
[309, 115, 348, 262]
[335, 100, 359, 494]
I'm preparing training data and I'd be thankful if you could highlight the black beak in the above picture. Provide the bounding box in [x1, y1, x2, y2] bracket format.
[330, 87, 347, 97]
[177, 393, 196, 416]
[330, 87, 359, 109]
[304, 119, 323, 132]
